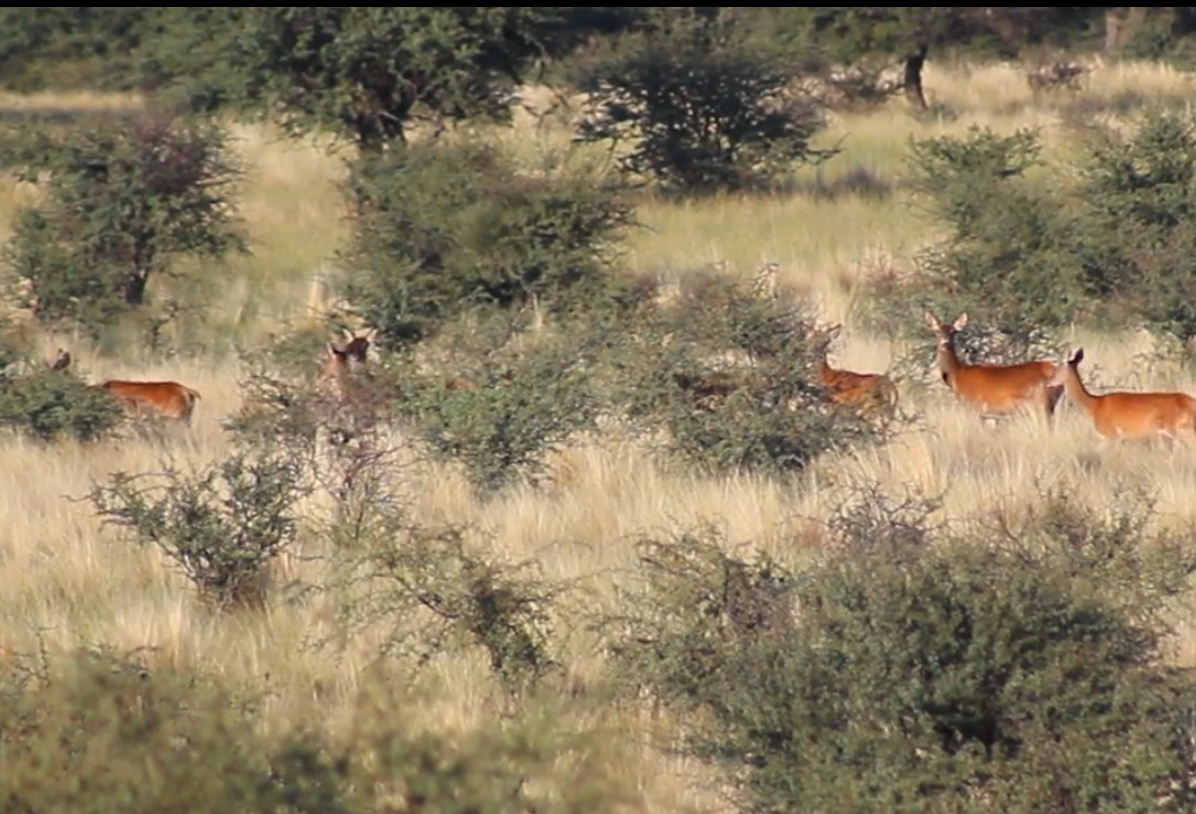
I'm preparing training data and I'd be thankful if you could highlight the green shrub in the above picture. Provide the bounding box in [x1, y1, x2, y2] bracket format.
[572, 8, 835, 193]
[0, 647, 289, 814]
[905, 126, 1084, 338]
[0, 342, 123, 443]
[0, 365, 124, 443]
[329, 518, 568, 694]
[404, 323, 600, 497]
[607, 483, 1196, 813]
[0, 646, 642, 814]
[609, 273, 891, 478]
[1075, 108, 1196, 351]
[337, 140, 635, 348]
[872, 112, 1196, 363]
[88, 448, 306, 609]
[0, 114, 246, 338]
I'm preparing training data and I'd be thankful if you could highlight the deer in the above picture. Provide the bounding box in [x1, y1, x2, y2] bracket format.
[46, 347, 71, 371]
[95, 380, 203, 426]
[1049, 347, 1196, 443]
[923, 311, 1063, 423]
[317, 327, 386, 444]
[319, 327, 377, 392]
[49, 348, 202, 426]
[813, 326, 899, 420]
[672, 369, 757, 412]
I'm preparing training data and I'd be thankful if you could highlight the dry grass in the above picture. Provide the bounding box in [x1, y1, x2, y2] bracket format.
[4, 58, 1196, 811]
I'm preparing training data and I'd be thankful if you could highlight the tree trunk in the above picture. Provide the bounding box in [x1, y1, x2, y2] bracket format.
[903, 43, 929, 111]
[123, 269, 149, 306]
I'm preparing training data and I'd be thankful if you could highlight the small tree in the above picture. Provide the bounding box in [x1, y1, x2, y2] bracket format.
[338, 139, 635, 347]
[868, 126, 1081, 368]
[1075, 108, 1196, 351]
[572, 9, 835, 193]
[0, 115, 246, 335]
[221, 7, 570, 151]
[89, 449, 305, 610]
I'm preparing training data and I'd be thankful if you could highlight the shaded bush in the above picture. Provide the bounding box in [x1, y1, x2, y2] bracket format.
[0, 114, 246, 338]
[0, 646, 641, 814]
[89, 448, 306, 609]
[905, 126, 1084, 338]
[1076, 108, 1196, 351]
[402, 322, 601, 497]
[337, 140, 635, 348]
[608, 274, 891, 478]
[330, 519, 569, 694]
[872, 110, 1196, 363]
[606, 483, 1196, 813]
[863, 127, 1084, 382]
[0, 363, 123, 443]
[572, 8, 835, 193]
[0, 647, 287, 814]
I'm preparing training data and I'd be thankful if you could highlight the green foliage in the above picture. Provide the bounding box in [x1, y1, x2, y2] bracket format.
[1076, 108, 1196, 348]
[332, 519, 568, 693]
[871, 109, 1196, 365]
[573, 9, 835, 192]
[0, 647, 288, 814]
[740, 7, 1102, 62]
[405, 324, 600, 497]
[89, 448, 305, 609]
[126, 8, 250, 114]
[338, 140, 635, 347]
[908, 126, 1084, 334]
[861, 126, 1077, 378]
[221, 7, 568, 150]
[608, 483, 1196, 814]
[0, 7, 153, 93]
[0, 115, 246, 337]
[609, 273, 891, 478]
[0, 369, 123, 444]
[0, 646, 640, 814]
[1117, 7, 1196, 67]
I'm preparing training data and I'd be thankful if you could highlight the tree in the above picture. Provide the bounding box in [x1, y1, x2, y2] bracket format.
[218, 7, 573, 151]
[572, 9, 835, 193]
[0, 7, 150, 92]
[337, 139, 634, 346]
[1, 115, 246, 333]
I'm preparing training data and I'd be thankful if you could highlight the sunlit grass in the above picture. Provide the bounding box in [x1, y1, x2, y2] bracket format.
[4, 57, 1196, 812]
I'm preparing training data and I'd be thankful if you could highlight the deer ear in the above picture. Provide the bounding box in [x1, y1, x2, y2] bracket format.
[362, 327, 378, 343]
[326, 342, 339, 357]
[953, 313, 969, 330]
[1069, 348, 1084, 366]
[342, 328, 356, 343]
[923, 311, 940, 330]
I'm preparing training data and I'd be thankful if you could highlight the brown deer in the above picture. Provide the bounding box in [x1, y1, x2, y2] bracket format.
[1049, 347, 1196, 443]
[923, 311, 1063, 423]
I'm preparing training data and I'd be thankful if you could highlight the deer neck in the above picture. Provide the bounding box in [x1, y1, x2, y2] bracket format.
[818, 356, 835, 384]
[1060, 366, 1099, 417]
[936, 341, 964, 388]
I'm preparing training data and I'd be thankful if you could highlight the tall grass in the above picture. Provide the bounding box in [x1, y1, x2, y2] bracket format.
[4, 57, 1196, 812]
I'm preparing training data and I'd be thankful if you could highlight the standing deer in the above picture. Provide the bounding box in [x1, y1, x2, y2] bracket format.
[318, 327, 382, 439]
[924, 311, 1063, 423]
[50, 348, 202, 426]
[1049, 347, 1196, 443]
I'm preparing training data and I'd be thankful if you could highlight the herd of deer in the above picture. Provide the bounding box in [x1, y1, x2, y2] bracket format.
[34, 311, 1196, 445]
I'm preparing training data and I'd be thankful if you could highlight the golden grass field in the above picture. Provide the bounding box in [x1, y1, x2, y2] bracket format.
[5, 58, 1196, 810]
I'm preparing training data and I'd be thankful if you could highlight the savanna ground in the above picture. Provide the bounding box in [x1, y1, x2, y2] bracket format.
[6, 58, 1196, 810]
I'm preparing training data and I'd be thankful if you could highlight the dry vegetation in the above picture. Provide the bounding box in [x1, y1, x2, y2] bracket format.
[6, 58, 1196, 811]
